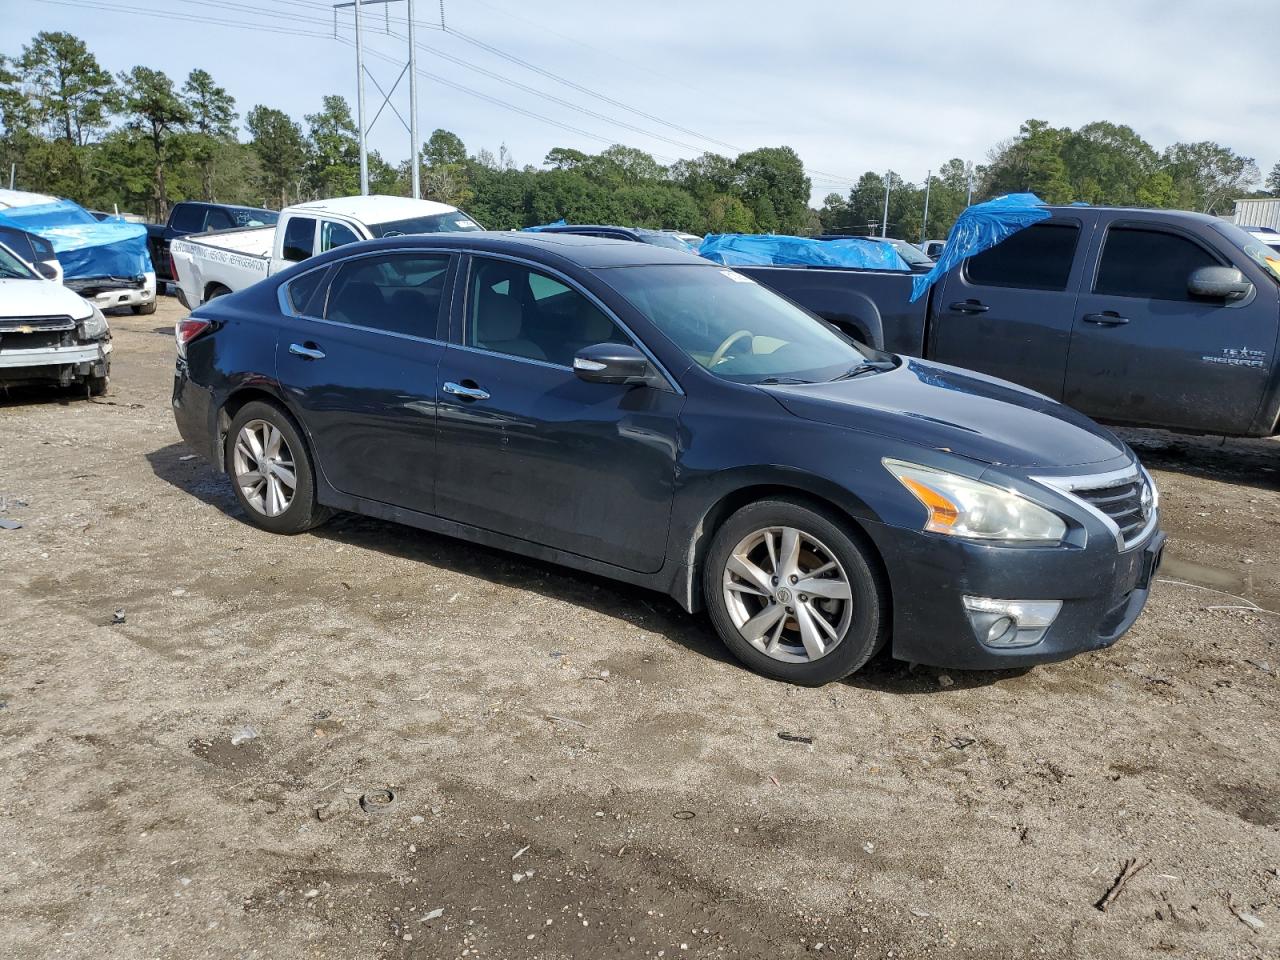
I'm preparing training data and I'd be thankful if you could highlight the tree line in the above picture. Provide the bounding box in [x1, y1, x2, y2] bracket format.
[2, 31, 1277, 237]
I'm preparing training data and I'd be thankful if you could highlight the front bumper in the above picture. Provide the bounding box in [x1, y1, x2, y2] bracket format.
[67, 273, 157, 311]
[0, 339, 112, 384]
[863, 515, 1165, 670]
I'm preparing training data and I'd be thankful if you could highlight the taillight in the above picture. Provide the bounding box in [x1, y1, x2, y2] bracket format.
[168, 251, 177, 280]
[175, 317, 211, 358]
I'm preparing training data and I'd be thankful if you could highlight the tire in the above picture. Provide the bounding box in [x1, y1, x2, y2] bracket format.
[224, 400, 331, 535]
[86, 372, 109, 397]
[206, 284, 231, 301]
[702, 498, 889, 685]
[132, 300, 157, 316]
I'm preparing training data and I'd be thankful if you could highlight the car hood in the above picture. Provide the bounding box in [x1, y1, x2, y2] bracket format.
[763, 357, 1128, 469]
[0, 277, 92, 320]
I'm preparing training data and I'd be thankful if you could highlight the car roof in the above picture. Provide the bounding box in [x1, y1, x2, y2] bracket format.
[537, 224, 644, 236]
[1042, 205, 1222, 226]
[286, 194, 460, 223]
[350, 230, 707, 267]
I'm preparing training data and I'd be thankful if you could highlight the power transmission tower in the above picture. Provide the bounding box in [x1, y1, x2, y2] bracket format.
[333, 0, 422, 197]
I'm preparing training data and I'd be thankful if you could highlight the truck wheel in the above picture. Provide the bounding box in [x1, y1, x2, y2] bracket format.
[86, 372, 109, 397]
[702, 498, 889, 686]
[225, 401, 332, 535]
[132, 300, 157, 316]
[206, 284, 231, 301]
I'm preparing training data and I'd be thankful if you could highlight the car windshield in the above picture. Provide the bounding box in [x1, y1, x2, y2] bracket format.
[232, 208, 278, 227]
[884, 238, 933, 266]
[1213, 221, 1280, 284]
[636, 231, 694, 252]
[604, 264, 873, 384]
[0, 243, 35, 279]
[369, 212, 483, 237]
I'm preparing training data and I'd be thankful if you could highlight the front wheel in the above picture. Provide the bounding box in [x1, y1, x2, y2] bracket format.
[132, 299, 157, 316]
[225, 401, 331, 534]
[703, 498, 889, 685]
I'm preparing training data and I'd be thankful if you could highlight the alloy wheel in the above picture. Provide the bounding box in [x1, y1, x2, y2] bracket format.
[232, 419, 297, 518]
[721, 526, 853, 663]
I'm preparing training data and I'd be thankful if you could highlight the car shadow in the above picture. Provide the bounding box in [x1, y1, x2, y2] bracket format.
[0, 382, 94, 408]
[146, 440, 1026, 694]
[1117, 427, 1279, 493]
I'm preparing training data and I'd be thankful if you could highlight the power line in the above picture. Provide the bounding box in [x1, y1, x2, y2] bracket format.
[32, 0, 336, 39]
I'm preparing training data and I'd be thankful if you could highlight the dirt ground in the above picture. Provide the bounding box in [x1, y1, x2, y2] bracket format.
[2, 297, 1278, 960]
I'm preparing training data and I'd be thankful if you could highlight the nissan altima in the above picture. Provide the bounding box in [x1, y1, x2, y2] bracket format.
[171, 232, 1164, 685]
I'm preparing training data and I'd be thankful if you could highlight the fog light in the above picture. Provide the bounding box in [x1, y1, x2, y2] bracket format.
[963, 596, 1062, 649]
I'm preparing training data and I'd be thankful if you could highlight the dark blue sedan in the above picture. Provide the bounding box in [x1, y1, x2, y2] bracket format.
[171, 232, 1164, 685]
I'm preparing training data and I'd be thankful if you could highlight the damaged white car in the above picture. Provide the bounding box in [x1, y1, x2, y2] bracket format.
[0, 241, 111, 395]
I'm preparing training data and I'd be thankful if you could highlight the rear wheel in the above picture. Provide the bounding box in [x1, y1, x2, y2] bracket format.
[225, 401, 331, 534]
[703, 498, 888, 685]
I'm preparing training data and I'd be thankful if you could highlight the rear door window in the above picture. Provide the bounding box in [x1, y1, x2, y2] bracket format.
[170, 204, 205, 233]
[1094, 226, 1222, 301]
[324, 253, 452, 337]
[965, 222, 1080, 291]
[320, 220, 361, 252]
[280, 217, 317, 263]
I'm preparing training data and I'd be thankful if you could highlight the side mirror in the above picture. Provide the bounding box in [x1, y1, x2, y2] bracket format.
[36, 262, 58, 280]
[573, 342, 654, 386]
[1188, 265, 1252, 301]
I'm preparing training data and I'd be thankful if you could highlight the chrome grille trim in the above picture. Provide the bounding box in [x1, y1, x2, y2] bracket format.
[1031, 465, 1158, 551]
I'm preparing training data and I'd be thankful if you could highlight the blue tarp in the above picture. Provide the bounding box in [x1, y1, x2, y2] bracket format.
[909, 193, 1051, 302]
[0, 198, 151, 279]
[698, 234, 910, 270]
[522, 219, 567, 231]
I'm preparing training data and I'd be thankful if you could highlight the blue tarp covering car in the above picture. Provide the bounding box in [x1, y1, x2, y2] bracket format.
[909, 193, 1052, 302]
[698, 233, 910, 271]
[0, 198, 152, 279]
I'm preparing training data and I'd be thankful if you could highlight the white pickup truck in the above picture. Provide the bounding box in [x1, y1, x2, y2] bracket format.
[170, 195, 482, 308]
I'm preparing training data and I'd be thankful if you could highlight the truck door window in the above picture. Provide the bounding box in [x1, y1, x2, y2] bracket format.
[965, 223, 1079, 291]
[281, 216, 318, 263]
[320, 220, 361, 252]
[324, 253, 451, 338]
[170, 204, 204, 233]
[1094, 227, 1222, 301]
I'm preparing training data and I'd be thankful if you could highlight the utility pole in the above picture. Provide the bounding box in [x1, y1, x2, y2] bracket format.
[354, 0, 369, 194]
[337, 0, 422, 197]
[880, 170, 890, 238]
[920, 169, 931, 244]
[966, 167, 974, 207]
[407, 0, 420, 198]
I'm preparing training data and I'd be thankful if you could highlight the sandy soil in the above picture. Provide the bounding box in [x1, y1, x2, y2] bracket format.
[1, 298, 1277, 960]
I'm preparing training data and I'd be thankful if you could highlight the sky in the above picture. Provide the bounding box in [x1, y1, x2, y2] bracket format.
[7, 0, 1279, 203]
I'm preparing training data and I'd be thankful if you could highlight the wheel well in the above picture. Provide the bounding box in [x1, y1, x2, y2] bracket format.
[820, 315, 871, 346]
[687, 484, 891, 614]
[203, 281, 231, 302]
[215, 388, 294, 470]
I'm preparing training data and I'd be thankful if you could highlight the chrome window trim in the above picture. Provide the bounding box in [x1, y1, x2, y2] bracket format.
[460, 251, 684, 395]
[1031, 464, 1158, 552]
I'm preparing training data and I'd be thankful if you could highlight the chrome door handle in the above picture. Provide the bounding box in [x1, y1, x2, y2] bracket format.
[289, 342, 325, 359]
[948, 300, 989, 314]
[443, 381, 490, 401]
[1082, 312, 1130, 326]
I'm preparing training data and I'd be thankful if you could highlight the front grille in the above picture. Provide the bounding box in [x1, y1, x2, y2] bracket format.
[1073, 477, 1149, 548]
[0, 315, 75, 333]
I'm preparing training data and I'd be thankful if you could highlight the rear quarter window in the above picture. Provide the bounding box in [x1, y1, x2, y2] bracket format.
[286, 268, 328, 315]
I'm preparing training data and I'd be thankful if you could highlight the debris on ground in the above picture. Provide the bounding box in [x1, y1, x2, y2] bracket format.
[110, 608, 126, 624]
[421, 908, 444, 922]
[359, 788, 397, 815]
[230, 724, 260, 746]
[1096, 858, 1151, 911]
[1225, 894, 1266, 931]
[937, 673, 955, 688]
[778, 732, 814, 744]
[0, 518, 22, 530]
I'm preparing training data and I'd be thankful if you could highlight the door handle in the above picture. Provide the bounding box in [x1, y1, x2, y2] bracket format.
[1082, 312, 1130, 326]
[289, 342, 325, 360]
[948, 300, 989, 314]
[443, 381, 490, 401]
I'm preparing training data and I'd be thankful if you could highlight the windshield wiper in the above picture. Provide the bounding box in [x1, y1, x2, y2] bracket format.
[756, 376, 813, 385]
[831, 359, 896, 381]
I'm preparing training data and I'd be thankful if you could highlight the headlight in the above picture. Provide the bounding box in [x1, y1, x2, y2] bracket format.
[78, 304, 109, 340]
[883, 459, 1067, 543]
